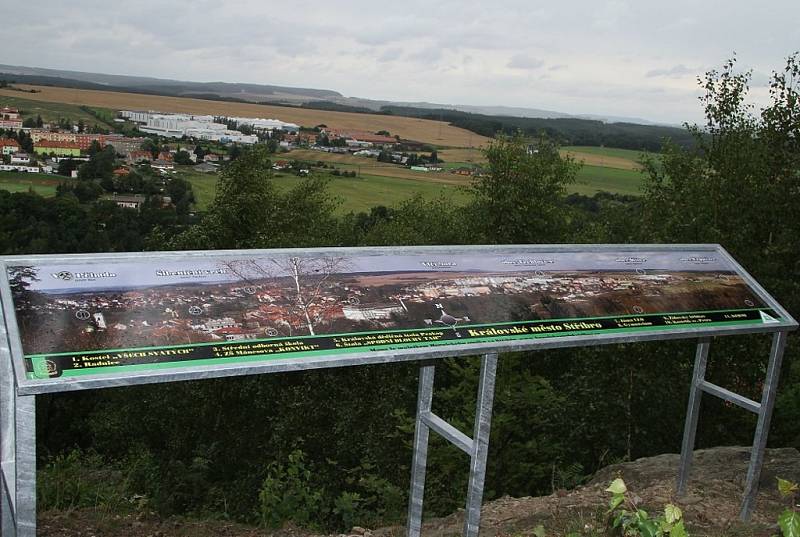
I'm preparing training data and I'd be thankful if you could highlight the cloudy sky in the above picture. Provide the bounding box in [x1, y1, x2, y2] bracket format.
[4, 0, 799, 124]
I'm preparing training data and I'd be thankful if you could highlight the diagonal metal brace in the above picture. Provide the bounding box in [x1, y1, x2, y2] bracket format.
[677, 331, 789, 521]
[407, 353, 499, 537]
[420, 411, 473, 455]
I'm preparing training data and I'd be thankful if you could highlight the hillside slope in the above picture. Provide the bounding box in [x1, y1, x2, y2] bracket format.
[39, 446, 800, 537]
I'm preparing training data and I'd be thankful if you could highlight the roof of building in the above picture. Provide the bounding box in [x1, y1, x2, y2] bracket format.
[0, 138, 19, 147]
[36, 140, 81, 149]
[323, 128, 396, 144]
[103, 194, 145, 204]
[193, 162, 218, 172]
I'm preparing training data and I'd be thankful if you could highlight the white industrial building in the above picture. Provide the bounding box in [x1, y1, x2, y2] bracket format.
[120, 111, 297, 143]
[228, 117, 300, 133]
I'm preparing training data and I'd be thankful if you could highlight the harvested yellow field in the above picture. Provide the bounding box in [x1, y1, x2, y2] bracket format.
[441, 147, 641, 171]
[561, 150, 642, 170]
[0, 85, 489, 148]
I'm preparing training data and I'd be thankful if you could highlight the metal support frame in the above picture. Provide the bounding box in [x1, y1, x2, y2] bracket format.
[677, 331, 788, 521]
[407, 353, 498, 537]
[1, 314, 37, 537]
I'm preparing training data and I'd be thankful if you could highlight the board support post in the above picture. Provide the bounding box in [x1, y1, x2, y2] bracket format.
[740, 330, 787, 520]
[407, 361, 435, 537]
[676, 331, 789, 521]
[463, 352, 498, 537]
[1, 321, 17, 536]
[677, 338, 711, 496]
[406, 353, 498, 537]
[14, 394, 35, 537]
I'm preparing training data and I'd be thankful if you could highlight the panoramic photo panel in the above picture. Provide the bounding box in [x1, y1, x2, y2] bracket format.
[5, 249, 783, 380]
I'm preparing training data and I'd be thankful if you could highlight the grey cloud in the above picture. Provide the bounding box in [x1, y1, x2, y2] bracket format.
[646, 64, 696, 78]
[508, 54, 545, 70]
[4, 0, 800, 124]
[377, 48, 403, 63]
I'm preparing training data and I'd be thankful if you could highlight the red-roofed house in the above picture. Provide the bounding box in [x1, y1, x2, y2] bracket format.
[0, 107, 22, 129]
[33, 140, 81, 157]
[31, 130, 77, 144]
[322, 128, 397, 145]
[127, 151, 152, 163]
[0, 108, 20, 120]
[0, 138, 20, 155]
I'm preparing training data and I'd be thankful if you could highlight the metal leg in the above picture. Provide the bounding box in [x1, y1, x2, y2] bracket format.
[463, 353, 498, 537]
[1, 324, 17, 536]
[740, 331, 788, 520]
[14, 395, 35, 537]
[677, 339, 710, 496]
[407, 363, 435, 537]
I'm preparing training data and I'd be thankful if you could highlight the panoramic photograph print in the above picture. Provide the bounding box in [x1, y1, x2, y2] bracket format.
[8, 250, 772, 374]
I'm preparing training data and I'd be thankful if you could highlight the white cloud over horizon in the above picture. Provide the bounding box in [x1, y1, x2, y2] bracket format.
[2, 0, 799, 124]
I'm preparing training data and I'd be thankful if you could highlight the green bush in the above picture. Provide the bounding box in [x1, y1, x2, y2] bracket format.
[257, 449, 325, 529]
[605, 478, 687, 537]
[38, 448, 132, 513]
[777, 478, 800, 537]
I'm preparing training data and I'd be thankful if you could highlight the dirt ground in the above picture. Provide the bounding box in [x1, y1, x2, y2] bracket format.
[38, 446, 800, 537]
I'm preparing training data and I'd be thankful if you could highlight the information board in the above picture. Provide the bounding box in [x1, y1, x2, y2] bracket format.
[0, 245, 792, 390]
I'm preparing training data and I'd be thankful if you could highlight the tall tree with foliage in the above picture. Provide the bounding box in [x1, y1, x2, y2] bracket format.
[640, 53, 800, 446]
[167, 146, 339, 250]
[467, 133, 579, 244]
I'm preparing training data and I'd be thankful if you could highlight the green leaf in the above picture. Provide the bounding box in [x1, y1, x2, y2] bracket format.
[532, 524, 546, 537]
[778, 478, 799, 497]
[612, 513, 624, 528]
[665, 504, 683, 524]
[639, 519, 658, 537]
[608, 494, 624, 512]
[778, 510, 800, 537]
[606, 478, 628, 495]
[670, 520, 688, 537]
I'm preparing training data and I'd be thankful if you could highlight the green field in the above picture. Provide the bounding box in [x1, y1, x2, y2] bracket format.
[0, 172, 61, 196]
[0, 94, 115, 129]
[0, 144, 648, 210]
[180, 168, 467, 214]
[276, 173, 466, 213]
[572, 165, 645, 196]
[174, 168, 218, 208]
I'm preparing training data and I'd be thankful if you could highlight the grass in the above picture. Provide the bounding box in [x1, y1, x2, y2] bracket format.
[180, 166, 468, 214]
[276, 172, 468, 213]
[0, 94, 115, 129]
[174, 167, 219, 208]
[572, 165, 645, 196]
[0, 171, 62, 196]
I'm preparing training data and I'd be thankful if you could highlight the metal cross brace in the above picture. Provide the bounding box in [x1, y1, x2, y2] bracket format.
[406, 352, 498, 537]
[677, 331, 788, 520]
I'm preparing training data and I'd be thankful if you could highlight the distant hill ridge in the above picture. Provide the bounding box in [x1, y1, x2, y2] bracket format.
[0, 64, 670, 126]
[0, 64, 693, 150]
